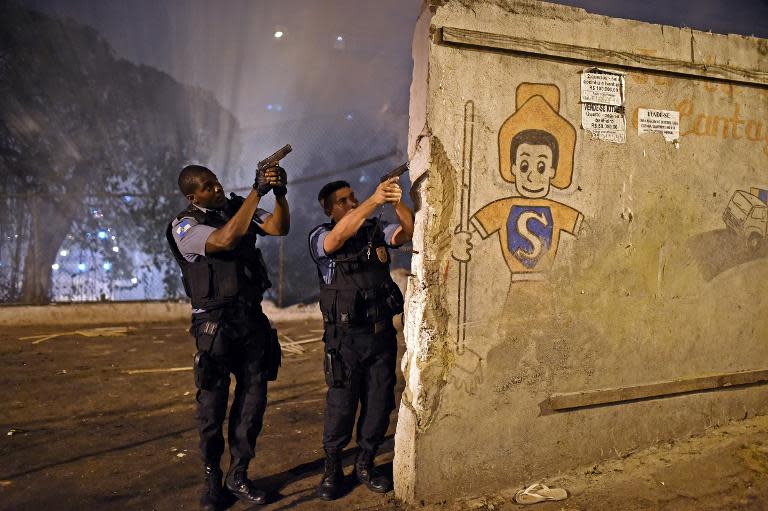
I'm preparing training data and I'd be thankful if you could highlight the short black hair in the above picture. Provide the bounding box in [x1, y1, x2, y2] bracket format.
[317, 180, 351, 210]
[178, 165, 212, 196]
[510, 129, 559, 169]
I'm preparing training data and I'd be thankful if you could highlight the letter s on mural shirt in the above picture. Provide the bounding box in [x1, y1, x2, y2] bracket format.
[470, 197, 583, 279]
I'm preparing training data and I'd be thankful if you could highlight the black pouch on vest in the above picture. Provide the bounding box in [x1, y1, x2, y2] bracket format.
[263, 328, 281, 381]
[358, 288, 379, 323]
[320, 289, 359, 324]
[383, 281, 405, 316]
[338, 290, 359, 324]
[319, 289, 336, 324]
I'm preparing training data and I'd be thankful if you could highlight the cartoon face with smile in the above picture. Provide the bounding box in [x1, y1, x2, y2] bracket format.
[463, 84, 583, 297]
[509, 129, 559, 199]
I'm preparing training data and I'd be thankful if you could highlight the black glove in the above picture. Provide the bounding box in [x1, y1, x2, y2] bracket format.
[273, 166, 288, 197]
[253, 166, 272, 196]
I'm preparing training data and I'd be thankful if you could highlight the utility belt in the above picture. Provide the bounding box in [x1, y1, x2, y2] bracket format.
[322, 319, 391, 388]
[191, 311, 281, 389]
[318, 281, 404, 326]
[320, 281, 404, 387]
[319, 282, 402, 388]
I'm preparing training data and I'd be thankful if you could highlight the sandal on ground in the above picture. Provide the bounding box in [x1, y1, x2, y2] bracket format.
[513, 482, 568, 505]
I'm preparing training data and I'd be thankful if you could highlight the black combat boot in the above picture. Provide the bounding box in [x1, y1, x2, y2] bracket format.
[316, 451, 344, 501]
[225, 463, 267, 505]
[355, 450, 392, 493]
[200, 465, 227, 511]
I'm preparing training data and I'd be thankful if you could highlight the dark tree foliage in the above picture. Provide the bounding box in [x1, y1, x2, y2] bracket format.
[0, 2, 240, 303]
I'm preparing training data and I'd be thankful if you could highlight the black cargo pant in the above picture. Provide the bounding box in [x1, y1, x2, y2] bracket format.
[322, 319, 398, 455]
[190, 304, 271, 468]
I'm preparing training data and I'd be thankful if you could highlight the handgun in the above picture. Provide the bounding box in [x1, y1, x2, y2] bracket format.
[257, 144, 292, 170]
[379, 162, 409, 183]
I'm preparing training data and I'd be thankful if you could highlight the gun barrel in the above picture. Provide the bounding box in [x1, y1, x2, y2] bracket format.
[379, 162, 409, 182]
[258, 144, 292, 169]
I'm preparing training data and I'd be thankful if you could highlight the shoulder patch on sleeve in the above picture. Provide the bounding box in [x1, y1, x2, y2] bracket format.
[175, 218, 193, 239]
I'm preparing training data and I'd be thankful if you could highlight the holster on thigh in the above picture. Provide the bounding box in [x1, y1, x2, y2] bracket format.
[193, 320, 226, 390]
[323, 323, 348, 388]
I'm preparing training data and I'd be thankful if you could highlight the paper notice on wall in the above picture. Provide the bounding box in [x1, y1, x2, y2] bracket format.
[580, 68, 626, 144]
[638, 108, 680, 142]
[581, 103, 626, 143]
[580, 69, 624, 106]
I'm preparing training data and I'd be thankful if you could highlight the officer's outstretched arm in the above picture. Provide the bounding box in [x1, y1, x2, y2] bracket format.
[390, 199, 414, 246]
[205, 188, 265, 253]
[323, 178, 400, 254]
[260, 194, 290, 236]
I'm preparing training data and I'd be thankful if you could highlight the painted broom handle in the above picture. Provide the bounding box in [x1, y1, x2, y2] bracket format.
[457, 100, 474, 355]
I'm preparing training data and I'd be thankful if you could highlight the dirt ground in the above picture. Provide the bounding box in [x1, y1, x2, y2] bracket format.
[1, 318, 767, 511]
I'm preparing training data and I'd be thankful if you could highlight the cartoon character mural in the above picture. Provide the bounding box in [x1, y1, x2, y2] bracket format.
[454, 83, 583, 312]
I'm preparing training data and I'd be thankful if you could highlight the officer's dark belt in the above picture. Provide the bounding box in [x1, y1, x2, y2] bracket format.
[330, 319, 388, 334]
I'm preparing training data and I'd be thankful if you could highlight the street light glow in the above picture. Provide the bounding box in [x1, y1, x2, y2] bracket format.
[274, 30, 283, 38]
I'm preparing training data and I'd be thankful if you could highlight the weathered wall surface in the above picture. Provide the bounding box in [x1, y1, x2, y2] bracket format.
[395, 0, 768, 503]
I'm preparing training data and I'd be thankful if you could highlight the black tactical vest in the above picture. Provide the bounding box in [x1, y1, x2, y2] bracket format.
[312, 219, 403, 325]
[166, 195, 271, 310]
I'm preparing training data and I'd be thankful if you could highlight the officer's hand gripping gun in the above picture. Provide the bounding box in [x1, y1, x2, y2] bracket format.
[379, 162, 409, 182]
[366, 162, 410, 259]
[254, 144, 292, 196]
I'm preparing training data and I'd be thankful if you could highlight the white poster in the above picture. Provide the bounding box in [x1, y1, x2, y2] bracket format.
[638, 108, 680, 142]
[581, 103, 626, 144]
[580, 69, 624, 106]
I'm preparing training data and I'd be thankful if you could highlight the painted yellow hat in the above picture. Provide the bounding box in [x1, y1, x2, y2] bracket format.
[498, 83, 576, 189]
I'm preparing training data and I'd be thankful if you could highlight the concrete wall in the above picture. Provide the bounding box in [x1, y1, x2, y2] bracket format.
[395, 0, 768, 503]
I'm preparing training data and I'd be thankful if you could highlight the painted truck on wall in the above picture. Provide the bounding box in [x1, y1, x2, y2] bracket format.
[723, 187, 768, 251]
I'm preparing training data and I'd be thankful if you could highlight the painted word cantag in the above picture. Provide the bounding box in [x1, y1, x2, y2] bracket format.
[638, 108, 680, 142]
[580, 70, 624, 106]
[581, 103, 626, 144]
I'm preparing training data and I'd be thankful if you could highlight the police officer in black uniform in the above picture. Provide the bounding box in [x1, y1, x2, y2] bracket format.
[308, 176, 414, 500]
[166, 163, 289, 510]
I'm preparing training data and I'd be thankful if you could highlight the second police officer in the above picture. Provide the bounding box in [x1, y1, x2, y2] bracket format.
[308, 175, 414, 500]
